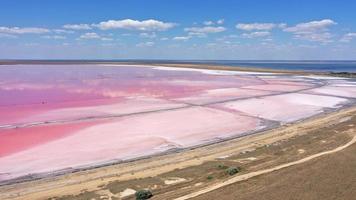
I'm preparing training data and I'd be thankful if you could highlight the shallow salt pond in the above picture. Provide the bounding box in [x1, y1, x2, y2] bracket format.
[0, 64, 355, 182]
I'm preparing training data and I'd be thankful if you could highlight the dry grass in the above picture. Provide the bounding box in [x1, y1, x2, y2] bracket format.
[50, 110, 356, 200]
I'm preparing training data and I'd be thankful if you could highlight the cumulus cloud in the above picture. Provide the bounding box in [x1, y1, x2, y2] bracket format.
[340, 32, 356, 42]
[78, 32, 113, 41]
[236, 23, 277, 31]
[53, 29, 75, 34]
[283, 19, 337, 43]
[203, 21, 214, 26]
[184, 26, 226, 34]
[188, 32, 207, 37]
[0, 26, 50, 34]
[283, 19, 336, 33]
[94, 19, 175, 31]
[42, 35, 66, 40]
[173, 36, 191, 41]
[241, 31, 271, 38]
[79, 32, 100, 39]
[63, 24, 92, 30]
[294, 32, 333, 43]
[217, 19, 225, 25]
[203, 19, 224, 26]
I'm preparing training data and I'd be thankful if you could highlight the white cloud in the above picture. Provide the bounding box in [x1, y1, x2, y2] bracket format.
[294, 32, 333, 43]
[63, 24, 92, 30]
[53, 29, 75, 34]
[136, 41, 155, 47]
[283, 19, 337, 43]
[203, 21, 214, 26]
[188, 32, 207, 37]
[173, 36, 191, 41]
[94, 19, 175, 31]
[217, 19, 225, 25]
[184, 26, 226, 33]
[236, 23, 276, 31]
[79, 32, 100, 39]
[283, 19, 336, 33]
[42, 35, 66, 40]
[78, 32, 113, 41]
[262, 38, 273, 42]
[278, 23, 287, 29]
[340, 32, 356, 42]
[0, 26, 50, 34]
[241, 31, 271, 38]
[140, 32, 157, 38]
[203, 19, 224, 26]
[160, 37, 169, 41]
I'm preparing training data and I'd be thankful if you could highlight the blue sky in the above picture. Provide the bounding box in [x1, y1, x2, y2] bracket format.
[1, 0, 356, 60]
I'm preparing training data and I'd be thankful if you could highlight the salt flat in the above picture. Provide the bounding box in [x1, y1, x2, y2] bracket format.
[0, 64, 355, 183]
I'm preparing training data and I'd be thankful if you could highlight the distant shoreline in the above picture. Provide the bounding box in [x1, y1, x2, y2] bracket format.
[1, 60, 355, 77]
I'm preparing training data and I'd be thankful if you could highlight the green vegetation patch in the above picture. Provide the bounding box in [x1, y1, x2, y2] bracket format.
[135, 189, 153, 200]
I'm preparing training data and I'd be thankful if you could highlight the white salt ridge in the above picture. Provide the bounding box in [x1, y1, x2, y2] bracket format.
[298, 75, 350, 80]
[222, 97, 323, 123]
[271, 93, 348, 108]
[331, 84, 356, 87]
[221, 93, 347, 123]
[153, 66, 275, 75]
[306, 86, 356, 98]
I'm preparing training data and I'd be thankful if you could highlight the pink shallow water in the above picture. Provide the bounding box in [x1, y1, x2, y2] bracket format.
[7, 98, 185, 126]
[0, 64, 355, 182]
[0, 98, 123, 126]
[0, 121, 100, 157]
[0, 107, 262, 181]
[0, 65, 264, 126]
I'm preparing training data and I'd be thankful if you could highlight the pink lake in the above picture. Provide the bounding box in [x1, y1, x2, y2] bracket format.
[0, 64, 355, 183]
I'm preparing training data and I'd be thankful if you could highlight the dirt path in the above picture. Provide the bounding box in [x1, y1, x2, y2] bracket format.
[175, 131, 356, 200]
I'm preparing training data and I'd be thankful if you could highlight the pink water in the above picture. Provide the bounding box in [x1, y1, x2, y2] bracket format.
[0, 64, 355, 182]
